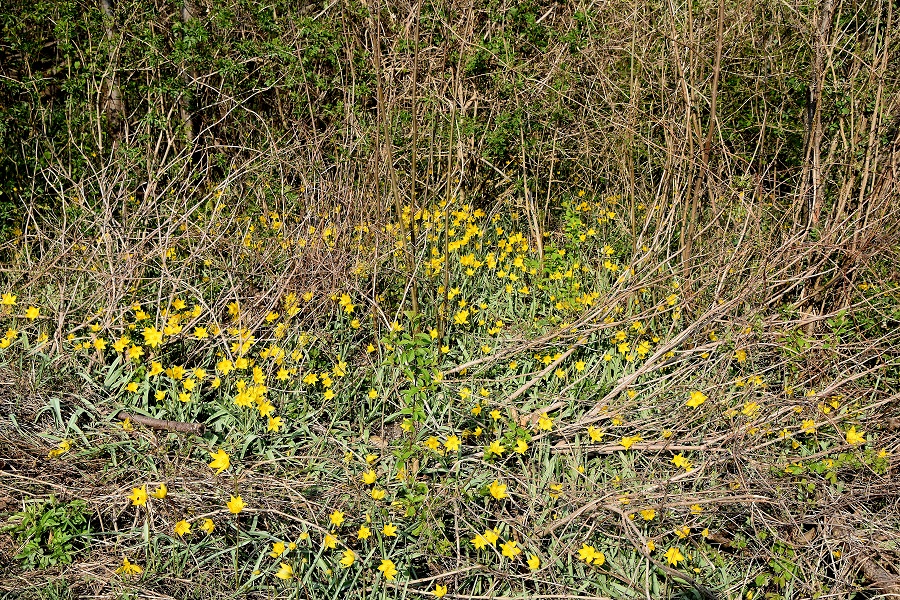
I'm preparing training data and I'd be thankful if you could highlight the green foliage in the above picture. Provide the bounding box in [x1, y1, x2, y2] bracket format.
[3, 497, 92, 570]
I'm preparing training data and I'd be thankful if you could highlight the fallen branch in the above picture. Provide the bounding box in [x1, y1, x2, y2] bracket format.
[115, 410, 205, 435]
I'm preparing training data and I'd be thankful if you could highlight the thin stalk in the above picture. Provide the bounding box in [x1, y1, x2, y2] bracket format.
[682, 0, 724, 282]
[408, 0, 423, 327]
[439, 84, 457, 343]
[374, 0, 419, 319]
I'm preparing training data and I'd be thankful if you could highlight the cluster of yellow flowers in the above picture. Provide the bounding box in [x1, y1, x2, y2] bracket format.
[124, 448, 244, 548]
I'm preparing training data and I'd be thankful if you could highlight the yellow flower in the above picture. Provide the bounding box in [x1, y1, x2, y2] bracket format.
[690, 504, 703, 515]
[444, 435, 461, 452]
[471, 534, 489, 550]
[487, 439, 505, 457]
[201, 519, 215, 534]
[665, 546, 685, 565]
[371, 488, 386, 500]
[193, 326, 208, 339]
[270, 542, 286, 557]
[647, 540, 656, 552]
[483, 529, 499, 545]
[537, 413, 553, 431]
[0, 292, 16, 306]
[549, 483, 563, 499]
[340, 549, 356, 568]
[208, 448, 230, 474]
[433, 584, 448, 598]
[676, 526, 690, 539]
[113, 336, 130, 352]
[640, 509, 655, 521]
[174, 519, 191, 537]
[578, 544, 596, 563]
[150, 484, 167, 499]
[514, 439, 528, 454]
[129, 486, 147, 506]
[25, 306, 40, 320]
[619, 435, 642, 449]
[801, 419, 817, 433]
[378, 559, 398, 580]
[330, 510, 344, 527]
[527, 555, 540, 570]
[323, 533, 337, 549]
[115, 556, 143, 576]
[142, 326, 163, 347]
[382, 523, 397, 537]
[149, 361, 164, 376]
[488, 480, 508, 500]
[362, 470, 377, 484]
[275, 562, 294, 580]
[846, 426, 865, 445]
[126, 382, 139, 393]
[686, 390, 707, 408]
[671, 453, 691, 469]
[368, 389, 378, 399]
[587, 426, 604, 443]
[500, 540, 521, 558]
[357, 525, 371, 540]
[267, 416, 283, 432]
[742, 401, 760, 417]
[577, 544, 604, 565]
[227, 495, 245, 514]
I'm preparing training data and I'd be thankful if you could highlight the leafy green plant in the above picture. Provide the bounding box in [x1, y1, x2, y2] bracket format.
[3, 497, 92, 569]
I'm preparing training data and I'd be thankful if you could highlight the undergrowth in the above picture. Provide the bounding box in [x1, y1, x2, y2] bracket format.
[1, 184, 899, 599]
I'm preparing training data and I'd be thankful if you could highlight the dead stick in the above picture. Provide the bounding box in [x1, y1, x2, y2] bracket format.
[115, 411, 205, 435]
